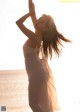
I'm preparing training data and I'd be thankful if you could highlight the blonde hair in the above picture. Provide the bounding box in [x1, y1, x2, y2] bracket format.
[41, 14, 71, 59]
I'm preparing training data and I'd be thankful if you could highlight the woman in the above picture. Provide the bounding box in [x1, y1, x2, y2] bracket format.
[16, 0, 71, 112]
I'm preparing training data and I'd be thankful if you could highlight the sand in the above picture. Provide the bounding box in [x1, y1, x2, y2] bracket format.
[0, 69, 32, 112]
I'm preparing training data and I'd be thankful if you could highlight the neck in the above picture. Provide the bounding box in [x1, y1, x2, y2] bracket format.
[35, 29, 43, 35]
[35, 30, 42, 48]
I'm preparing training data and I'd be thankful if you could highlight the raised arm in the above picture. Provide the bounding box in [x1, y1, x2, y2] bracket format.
[16, 13, 36, 41]
[29, 0, 37, 28]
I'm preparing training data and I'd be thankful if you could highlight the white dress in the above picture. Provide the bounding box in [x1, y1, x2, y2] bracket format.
[23, 41, 60, 112]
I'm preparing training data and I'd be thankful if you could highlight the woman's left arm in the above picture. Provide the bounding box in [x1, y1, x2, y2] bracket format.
[16, 13, 36, 41]
[16, 13, 30, 24]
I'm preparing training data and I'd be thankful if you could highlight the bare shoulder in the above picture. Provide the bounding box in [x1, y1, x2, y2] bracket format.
[26, 38, 37, 48]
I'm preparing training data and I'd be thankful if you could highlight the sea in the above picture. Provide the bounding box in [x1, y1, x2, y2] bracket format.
[0, 70, 80, 112]
[0, 69, 32, 112]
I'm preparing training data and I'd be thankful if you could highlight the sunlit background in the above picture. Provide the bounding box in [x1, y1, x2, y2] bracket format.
[0, 0, 80, 112]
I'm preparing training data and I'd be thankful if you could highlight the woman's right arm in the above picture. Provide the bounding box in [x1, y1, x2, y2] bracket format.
[29, 0, 37, 28]
[16, 13, 36, 41]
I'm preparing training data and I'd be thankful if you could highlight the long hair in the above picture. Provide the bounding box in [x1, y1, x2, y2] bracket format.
[42, 14, 71, 59]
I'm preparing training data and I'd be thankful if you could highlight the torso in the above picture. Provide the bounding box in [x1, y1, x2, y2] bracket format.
[26, 39, 36, 48]
[26, 33, 42, 49]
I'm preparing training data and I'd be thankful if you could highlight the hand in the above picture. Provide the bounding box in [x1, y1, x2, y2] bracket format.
[29, 0, 35, 14]
[28, 0, 37, 27]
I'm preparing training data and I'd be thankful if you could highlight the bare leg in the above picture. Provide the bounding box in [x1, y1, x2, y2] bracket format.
[28, 75, 43, 112]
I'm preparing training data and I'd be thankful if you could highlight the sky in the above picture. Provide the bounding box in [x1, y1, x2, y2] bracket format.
[0, 0, 80, 111]
[0, 0, 80, 70]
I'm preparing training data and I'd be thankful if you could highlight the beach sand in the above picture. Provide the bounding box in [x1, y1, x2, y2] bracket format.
[0, 69, 32, 112]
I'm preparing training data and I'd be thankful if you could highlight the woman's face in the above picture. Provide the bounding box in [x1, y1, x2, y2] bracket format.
[35, 15, 49, 32]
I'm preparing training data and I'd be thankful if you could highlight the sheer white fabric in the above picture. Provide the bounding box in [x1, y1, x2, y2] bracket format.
[23, 42, 60, 112]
